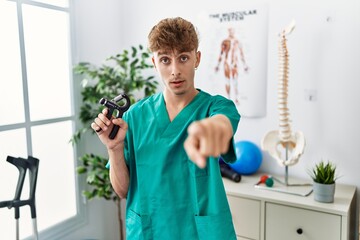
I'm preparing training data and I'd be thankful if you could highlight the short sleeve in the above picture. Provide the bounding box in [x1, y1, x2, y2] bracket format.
[208, 95, 240, 136]
[209, 95, 240, 163]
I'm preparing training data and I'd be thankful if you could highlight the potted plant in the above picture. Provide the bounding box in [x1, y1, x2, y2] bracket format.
[308, 160, 338, 203]
[71, 44, 158, 239]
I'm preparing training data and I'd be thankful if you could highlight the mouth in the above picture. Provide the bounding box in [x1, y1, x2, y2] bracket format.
[170, 79, 185, 87]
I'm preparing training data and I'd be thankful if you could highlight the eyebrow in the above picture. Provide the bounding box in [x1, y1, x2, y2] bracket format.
[157, 51, 192, 57]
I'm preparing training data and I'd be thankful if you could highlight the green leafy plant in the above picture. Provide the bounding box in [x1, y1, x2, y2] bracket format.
[71, 44, 157, 144]
[76, 154, 114, 200]
[308, 160, 337, 184]
[72, 44, 158, 239]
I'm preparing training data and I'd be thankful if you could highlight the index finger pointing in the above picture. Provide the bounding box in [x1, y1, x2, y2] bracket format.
[184, 135, 207, 169]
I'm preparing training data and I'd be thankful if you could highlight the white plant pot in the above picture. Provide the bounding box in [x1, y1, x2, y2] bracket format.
[313, 182, 336, 203]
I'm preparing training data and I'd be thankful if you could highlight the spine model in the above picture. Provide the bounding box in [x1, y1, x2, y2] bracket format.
[278, 27, 292, 143]
[261, 20, 306, 167]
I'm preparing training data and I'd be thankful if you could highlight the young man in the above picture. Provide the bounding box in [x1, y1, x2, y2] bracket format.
[92, 17, 240, 240]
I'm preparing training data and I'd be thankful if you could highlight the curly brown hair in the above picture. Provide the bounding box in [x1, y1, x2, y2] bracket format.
[148, 17, 199, 53]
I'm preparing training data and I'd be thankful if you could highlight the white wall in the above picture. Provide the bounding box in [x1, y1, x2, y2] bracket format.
[115, 0, 360, 185]
[67, 0, 360, 239]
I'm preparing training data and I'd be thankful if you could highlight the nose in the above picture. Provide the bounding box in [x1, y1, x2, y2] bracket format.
[171, 63, 181, 76]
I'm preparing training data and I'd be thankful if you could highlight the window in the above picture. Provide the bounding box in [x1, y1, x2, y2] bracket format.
[0, 0, 82, 239]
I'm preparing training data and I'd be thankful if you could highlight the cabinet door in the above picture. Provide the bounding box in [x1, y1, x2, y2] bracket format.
[265, 203, 341, 240]
[227, 195, 261, 240]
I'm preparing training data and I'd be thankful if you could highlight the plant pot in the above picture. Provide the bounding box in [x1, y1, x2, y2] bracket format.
[313, 182, 335, 203]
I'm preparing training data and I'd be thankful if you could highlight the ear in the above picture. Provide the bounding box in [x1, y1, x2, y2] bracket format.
[152, 56, 157, 70]
[195, 51, 201, 68]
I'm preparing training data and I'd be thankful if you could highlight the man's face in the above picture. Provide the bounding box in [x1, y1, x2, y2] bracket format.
[152, 49, 200, 96]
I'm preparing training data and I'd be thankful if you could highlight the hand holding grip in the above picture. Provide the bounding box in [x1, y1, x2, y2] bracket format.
[98, 93, 131, 139]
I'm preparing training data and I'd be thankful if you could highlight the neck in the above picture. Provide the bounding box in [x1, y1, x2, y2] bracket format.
[163, 88, 199, 121]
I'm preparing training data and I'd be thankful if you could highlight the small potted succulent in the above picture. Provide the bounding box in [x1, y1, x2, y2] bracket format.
[308, 160, 338, 203]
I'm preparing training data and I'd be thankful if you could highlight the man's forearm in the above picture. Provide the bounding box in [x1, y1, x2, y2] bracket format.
[108, 146, 130, 199]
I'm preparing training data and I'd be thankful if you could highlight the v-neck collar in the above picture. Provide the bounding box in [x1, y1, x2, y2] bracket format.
[155, 90, 205, 135]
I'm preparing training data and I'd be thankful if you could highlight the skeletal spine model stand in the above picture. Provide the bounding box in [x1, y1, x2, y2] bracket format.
[261, 20, 306, 186]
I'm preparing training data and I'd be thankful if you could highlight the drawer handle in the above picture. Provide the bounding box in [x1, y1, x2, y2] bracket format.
[296, 228, 303, 235]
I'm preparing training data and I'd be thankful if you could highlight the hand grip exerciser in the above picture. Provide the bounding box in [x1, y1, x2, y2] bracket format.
[97, 93, 131, 139]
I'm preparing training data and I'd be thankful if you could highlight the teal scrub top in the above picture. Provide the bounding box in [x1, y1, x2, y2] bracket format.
[119, 90, 240, 240]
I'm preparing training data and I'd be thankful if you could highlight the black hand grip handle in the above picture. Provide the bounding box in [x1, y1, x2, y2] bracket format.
[105, 108, 113, 120]
[109, 125, 120, 139]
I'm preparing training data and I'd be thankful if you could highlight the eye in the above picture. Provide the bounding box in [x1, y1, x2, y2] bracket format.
[160, 57, 170, 64]
[180, 55, 188, 62]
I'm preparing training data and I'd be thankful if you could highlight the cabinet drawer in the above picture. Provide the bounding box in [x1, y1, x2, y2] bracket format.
[265, 203, 341, 240]
[227, 195, 261, 240]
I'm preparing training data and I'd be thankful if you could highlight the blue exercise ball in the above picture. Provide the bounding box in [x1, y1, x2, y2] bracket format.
[229, 141, 262, 175]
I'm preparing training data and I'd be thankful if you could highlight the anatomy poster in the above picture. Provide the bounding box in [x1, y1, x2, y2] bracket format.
[196, 6, 268, 117]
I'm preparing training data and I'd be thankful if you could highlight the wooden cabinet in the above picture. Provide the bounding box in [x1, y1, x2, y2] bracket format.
[223, 173, 357, 240]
